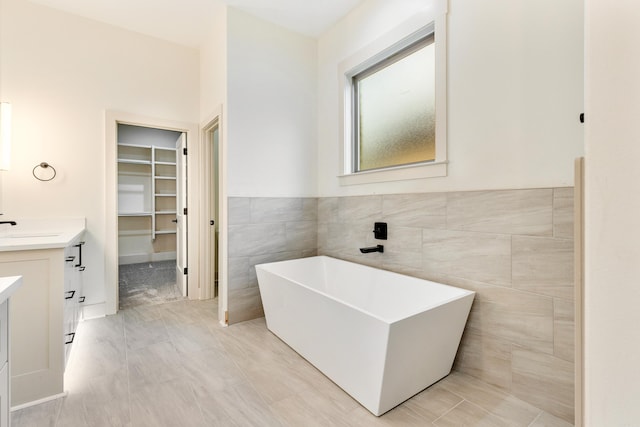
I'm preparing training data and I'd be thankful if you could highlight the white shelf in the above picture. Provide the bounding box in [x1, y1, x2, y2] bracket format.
[118, 143, 177, 243]
[117, 230, 152, 236]
[117, 159, 151, 165]
[118, 143, 152, 149]
[118, 212, 152, 217]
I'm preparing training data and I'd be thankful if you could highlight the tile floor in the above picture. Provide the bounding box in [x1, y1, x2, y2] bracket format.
[118, 261, 184, 310]
[11, 299, 573, 426]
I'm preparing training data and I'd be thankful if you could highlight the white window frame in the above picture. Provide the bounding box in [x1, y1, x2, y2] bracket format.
[338, 4, 448, 186]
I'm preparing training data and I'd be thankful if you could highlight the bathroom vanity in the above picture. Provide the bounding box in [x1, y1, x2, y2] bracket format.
[0, 219, 85, 407]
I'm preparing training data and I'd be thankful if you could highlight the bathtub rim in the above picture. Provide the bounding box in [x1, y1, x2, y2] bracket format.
[255, 255, 475, 325]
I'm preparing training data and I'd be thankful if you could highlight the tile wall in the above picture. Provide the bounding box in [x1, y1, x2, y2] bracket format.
[227, 197, 317, 324]
[317, 188, 575, 423]
[227, 188, 574, 423]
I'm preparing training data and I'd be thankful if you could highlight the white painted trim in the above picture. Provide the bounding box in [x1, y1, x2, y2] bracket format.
[118, 252, 176, 265]
[11, 392, 67, 412]
[199, 105, 228, 325]
[105, 110, 200, 315]
[81, 302, 106, 320]
[337, 4, 448, 184]
[338, 161, 448, 186]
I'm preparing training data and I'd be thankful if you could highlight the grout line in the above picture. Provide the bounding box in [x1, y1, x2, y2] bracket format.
[432, 398, 466, 424]
[527, 410, 544, 427]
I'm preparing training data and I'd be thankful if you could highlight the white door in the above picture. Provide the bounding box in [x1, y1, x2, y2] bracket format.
[209, 126, 219, 296]
[176, 133, 188, 296]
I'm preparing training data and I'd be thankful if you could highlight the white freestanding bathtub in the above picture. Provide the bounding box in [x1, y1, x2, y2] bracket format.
[255, 255, 475, 416]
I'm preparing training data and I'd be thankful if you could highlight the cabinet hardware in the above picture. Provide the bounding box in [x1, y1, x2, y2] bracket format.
[64, 290, 76, 299]
[74, 241, 83, 267]
[78, 266, 86, 272]
[64, 333, 75, 344]
[65, 256, 75, 262]
[79, 296, 85, 303]
[171, 219, 178, 223]
[210, 220, 214, 225]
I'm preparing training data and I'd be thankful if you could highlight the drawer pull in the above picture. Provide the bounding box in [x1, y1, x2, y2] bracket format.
[79, 296, 85, 303]
[65, 332, 75, 344]
[78, 266, 86, 272]
[74, 241, 85, 247]
[65, 256, 76, 262]
[64, 290, 75, 299]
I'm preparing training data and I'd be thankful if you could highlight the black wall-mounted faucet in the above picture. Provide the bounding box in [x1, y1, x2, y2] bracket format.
[360, 245, 384, 254]
[0, 221, 17, 226]
[373, 222, 387, 240]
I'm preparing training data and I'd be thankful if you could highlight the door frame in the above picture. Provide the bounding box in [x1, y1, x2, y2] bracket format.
[105, 110, 200, 315]
[200, 107, 228, 326]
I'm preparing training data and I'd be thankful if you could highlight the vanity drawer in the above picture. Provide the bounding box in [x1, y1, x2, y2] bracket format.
[0, 301, 7, 365]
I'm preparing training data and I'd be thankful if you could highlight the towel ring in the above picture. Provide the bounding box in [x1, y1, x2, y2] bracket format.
[32, 162, 57, 182]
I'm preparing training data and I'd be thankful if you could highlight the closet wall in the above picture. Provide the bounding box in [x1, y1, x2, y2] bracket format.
[117, 124, 180, 265]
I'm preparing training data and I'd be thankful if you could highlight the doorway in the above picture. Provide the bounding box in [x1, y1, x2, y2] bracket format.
[116, 124, 188, 309]
[200, 114, 226, 324]
[105, 111, 200, 316]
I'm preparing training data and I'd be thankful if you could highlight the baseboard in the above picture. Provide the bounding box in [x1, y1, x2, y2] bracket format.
[119, 252, 177, 265]
[11, 392, 67, 412]
[82, 302, 106, 320]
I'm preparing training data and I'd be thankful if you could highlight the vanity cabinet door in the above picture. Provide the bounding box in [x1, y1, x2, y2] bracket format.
[0, 301, 7, 366]
[0, 301, 8, 427]
[0, 361, 8, 427]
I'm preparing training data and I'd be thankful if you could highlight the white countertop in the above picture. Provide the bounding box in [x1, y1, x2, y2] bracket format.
[0, 276, 22, 302]
[0, 218, 86, 252]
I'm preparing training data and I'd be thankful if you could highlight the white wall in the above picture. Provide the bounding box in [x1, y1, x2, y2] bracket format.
[584, 0, 640, 424]
[226, 8, 317, 197]
[199, 0, 227, 123]
[317, 0, 584, 196]
[0, 0, 199, 308]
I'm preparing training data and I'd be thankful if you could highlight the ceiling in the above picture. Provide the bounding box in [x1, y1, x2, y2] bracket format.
[27, 0, 365, 47]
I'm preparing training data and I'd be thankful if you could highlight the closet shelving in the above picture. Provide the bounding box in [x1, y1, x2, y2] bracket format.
[117, 144, 177, 240]
[152, 146, 177, 239]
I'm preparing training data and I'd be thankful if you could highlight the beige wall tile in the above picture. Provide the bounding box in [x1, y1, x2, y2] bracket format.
[382, 193, 447, 229]
[512, 236, 574, 299]
[338, 195, 383, 223]
[228, 257, 251, 290]
[511, 348, 574, 423]
[453, 328, 512, 390]
[251, 197, 313, 223]
[553, 188, 574, 239]
[318, 197, 339, 223]
[228, 286, 264, 325]
[228, 223, 287, 257]
[423, 229, 512, 286]
[228, 197, 251, 225]
[553, 298, 575, 362]
[446, 189, 553, 236]
[381, 226, 423, 271]
[444, 276, 554, 354]
[285, 221, 317, 251]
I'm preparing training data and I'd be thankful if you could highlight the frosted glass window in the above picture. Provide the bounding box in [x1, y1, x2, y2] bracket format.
[353, 35, 435, 172]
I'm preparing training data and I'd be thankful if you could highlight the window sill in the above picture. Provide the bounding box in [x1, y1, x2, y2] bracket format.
[338, 161, 448, 186]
